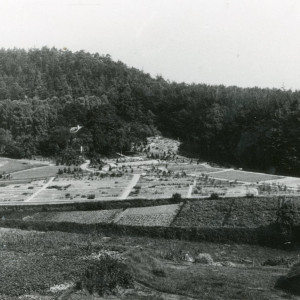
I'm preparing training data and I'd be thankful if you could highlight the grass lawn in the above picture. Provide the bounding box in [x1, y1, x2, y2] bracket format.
[11, 166, 62, 179]
[0, 228, 299, 299]
[211, 170, 283, 183]
[0, 157, 46, 174]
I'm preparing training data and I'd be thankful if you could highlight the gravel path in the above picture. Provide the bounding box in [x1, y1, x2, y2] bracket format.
[119, 174, 141, 200]
[187, 179, 196, 198]
[25, 177, 55, 202]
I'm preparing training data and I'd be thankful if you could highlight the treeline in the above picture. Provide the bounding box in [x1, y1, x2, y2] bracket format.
[0, 47, 159, 159]
[0, 47, 300, 175]
[153, 83, 300, 176]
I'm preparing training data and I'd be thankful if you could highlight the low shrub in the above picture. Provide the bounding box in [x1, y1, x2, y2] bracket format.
[275, 263, 300, 295]
[263, 256, 300, 267]
[48, 184, 71, 191]
[76, 256, 133, 296]
[87, 194, 96, 200]
[210, 193, 219, 200]
[171, 193, 182, 201]
[245, 193, 254, 198]
[263, 257, 289, 266]
[151, 268, 166, 277]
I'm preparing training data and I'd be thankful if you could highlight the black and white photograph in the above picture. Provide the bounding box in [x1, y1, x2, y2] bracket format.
[0, 0, 300, 299]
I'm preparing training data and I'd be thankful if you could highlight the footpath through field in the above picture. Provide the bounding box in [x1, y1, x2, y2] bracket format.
[119, 174, 140, 200]
[25, 177, 55, 202]
[187, 178, 196, 198]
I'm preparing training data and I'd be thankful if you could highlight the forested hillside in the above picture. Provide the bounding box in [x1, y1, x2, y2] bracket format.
[0, 47, 300, 175]
[0, 47, 160, 160]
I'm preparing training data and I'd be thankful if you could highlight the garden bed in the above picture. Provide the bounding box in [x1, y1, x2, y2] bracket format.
[115, 204, 181, 227]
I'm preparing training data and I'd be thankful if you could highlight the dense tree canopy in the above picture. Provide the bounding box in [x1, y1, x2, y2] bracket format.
[0, 47, 300, 175]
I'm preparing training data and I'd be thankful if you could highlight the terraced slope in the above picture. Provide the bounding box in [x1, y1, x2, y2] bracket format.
[172, 198, 300, 228]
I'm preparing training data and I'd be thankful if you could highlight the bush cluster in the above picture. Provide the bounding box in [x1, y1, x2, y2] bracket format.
[76, 256, 133, 296]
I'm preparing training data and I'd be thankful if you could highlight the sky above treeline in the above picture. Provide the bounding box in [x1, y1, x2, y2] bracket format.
[1, 0, 300, 90]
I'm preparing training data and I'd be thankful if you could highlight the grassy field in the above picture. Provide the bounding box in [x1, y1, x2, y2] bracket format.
[211, 170, 283, 183]
[0, 227, 299, 299]
[10, 166, 61, 179]
[166, 163, 222, 173]
[0, 157, 46, 174]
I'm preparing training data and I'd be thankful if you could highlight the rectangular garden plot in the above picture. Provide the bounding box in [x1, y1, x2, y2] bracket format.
[192, 177, 246, 197]
[32, 176, 132, 202]
[129, 175, 193, 199]
[27, 209, 123, 224]
[115, 204, 181, 227]
[0, 180, 45, 202]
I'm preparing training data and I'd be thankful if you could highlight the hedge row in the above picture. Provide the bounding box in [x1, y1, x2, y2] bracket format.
[1, 219, 299, 247]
